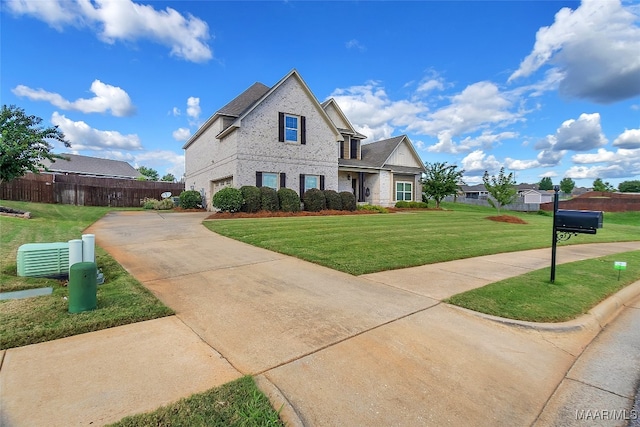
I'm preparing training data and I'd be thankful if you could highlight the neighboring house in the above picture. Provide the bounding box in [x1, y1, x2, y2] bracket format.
[460, 184, 489, 199]
[522, 189, 553, 204]
[183, 69, 425, 210]
[41, 153, 143, 179]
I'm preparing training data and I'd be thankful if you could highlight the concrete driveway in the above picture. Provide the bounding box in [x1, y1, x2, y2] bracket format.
[3, 210, 638, 426]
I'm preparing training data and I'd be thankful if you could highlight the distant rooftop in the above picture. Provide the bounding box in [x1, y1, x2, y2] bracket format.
[41, 154, 143, 179]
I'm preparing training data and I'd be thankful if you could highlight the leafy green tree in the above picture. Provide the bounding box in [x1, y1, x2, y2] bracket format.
[618, 180, 640, 192]
[137, 166, 159, 181]
[559, 177, 576, 195]
[0, 104, 70, 185]
[538, 176, 553, 190]
[421, 162, 465, 208]
[482, 167, 517, 214]
[592, 177, 615, 192]
[161, 173, 176, 182]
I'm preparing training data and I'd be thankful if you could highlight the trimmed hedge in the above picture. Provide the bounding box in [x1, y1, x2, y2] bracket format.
[179, 190, 202, 209]
[260, 187, 280, 211]
[303, 188, 326, 212]
[212, 187, 243, 212]
[324, 190, 342, 210]
[240, 186, 261, 213]
[339, 191, 357, 211]
[395, 201, 429, 209]
[278, 188, 301, 212]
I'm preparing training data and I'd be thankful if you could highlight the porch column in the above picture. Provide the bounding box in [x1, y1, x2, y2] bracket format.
[358, 172, 365, 202]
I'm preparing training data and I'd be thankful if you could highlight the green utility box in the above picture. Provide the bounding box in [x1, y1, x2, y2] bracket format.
[68, 262, 97, 313]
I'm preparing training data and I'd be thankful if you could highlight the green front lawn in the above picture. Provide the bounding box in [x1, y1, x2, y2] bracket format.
[446, 250, 640, 322]
[204, 203, 640, 275]
[0, 201, 173, 349]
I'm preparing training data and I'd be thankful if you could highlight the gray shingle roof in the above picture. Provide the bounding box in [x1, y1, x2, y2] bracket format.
[41, 154, 143, 179]
[338, 135, 425, 173]
[217, 82, 270, 117]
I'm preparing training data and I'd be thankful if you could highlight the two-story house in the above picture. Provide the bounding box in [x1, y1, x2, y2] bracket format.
[183, 69, 425, 210]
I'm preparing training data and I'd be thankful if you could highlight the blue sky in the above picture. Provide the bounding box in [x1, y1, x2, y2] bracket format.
[2, 0, 639, 187]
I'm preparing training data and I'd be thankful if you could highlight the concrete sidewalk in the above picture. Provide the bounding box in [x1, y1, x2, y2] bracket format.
[1, 211, 639, 426]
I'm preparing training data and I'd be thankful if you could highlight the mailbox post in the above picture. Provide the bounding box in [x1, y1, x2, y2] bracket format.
[550, 186, 603, 283]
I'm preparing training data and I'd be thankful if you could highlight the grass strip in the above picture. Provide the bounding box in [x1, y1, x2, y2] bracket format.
[445, 250, 640, 322]
[108, 376, 284, 427]
[0, 200, 173, 349]
[203, 203, 640, 275]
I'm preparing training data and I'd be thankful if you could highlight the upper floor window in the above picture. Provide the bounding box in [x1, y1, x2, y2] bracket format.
[285, 115, 298, 142]
[279, 112, 306, 144]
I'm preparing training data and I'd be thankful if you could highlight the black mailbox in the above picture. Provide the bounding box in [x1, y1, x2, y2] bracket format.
[555, 209, 603, 234]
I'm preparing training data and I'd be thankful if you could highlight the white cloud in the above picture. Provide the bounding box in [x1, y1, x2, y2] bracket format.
[13, 80, 135, 116]
[509, 0, 640, 103]
[553, 113, 607, 151]
[461, 150, 501, 176]
[613, 128, 640, 149]
[565, 165, 629, 179]
[186, 96, 201, 120]
[51, 112, 142, 151]
[409, 81, 522, 137]
[571, 148, 618, 164]
[505, 158, 540, 171]
[345, 39, 366, 52]
[171, 107, 181, 116]
[428, 130, 517, 154]
[540, 171, 558, 178]
[7, 0, 212, 62]
[329, 82, 427, 141]
[172, 127, 191, 141]
[537, 149, 566, 167]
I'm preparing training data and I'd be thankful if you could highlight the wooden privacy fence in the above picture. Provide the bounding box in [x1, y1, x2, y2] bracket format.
[1, 173, 185, 207]
[539, 191, 640, 212]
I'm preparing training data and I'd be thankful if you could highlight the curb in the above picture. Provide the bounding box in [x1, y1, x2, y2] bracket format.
[447, 279, 640, 332]
[254, 374, 305, 427]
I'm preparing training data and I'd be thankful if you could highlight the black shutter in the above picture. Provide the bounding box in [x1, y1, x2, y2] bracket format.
[320, 175, 325, 191]
[299, 174, 305, 196]
[280, 173, 286, 189]
[256, 171, 262, 187]
[300, 116, 306, 145]
[278, 112, 285, 142]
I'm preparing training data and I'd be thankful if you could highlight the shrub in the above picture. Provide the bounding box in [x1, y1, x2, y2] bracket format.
[324, 190, 342, 210]
[357, 204, 389, 213]
[156, 198, 175, 210]
[395, 201, 428, 209]
[303, 188, 326, 212]
[179, 190, 202, 209]
[212, 187, 243, 213]
[240, 186, 261, 213]
[278, 188, 301, 212]
[142, 198, 158, 209]
[339, 191, 356, 211]
[260, 187, 280, 211]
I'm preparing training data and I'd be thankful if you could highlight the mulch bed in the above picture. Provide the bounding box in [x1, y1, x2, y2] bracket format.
[206, 209, 380, 220]
[486, 215, 528, 224]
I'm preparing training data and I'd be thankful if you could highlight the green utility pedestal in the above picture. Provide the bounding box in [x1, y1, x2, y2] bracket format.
[68, 262, 97, 313]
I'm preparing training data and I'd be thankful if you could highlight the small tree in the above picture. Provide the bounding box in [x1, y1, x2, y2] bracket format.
[538, 177, 553, 190]
[161, 173, 176, 182]
[482, 167, 517, 214]
[559, 177, 576, 195]
[422, 162, 465, 208]
[137, 166, 159, 181]
[618, 180, 640, 193]
[593, 177, 615, 192]
[0, 104, 70, 186]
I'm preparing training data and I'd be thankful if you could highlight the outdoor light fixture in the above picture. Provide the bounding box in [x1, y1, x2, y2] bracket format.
[347, 174, 351, 180]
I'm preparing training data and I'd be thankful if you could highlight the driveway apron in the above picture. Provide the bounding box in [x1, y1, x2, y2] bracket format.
[85, 211, 640, 426]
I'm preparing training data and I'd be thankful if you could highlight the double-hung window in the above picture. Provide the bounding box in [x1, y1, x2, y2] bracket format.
[285, 115, 298, 142]
[278, 112, 306, 144]
[299, 173, 324, 195]
[262, 173, 278, 190]
[396, 181, 413, 201]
